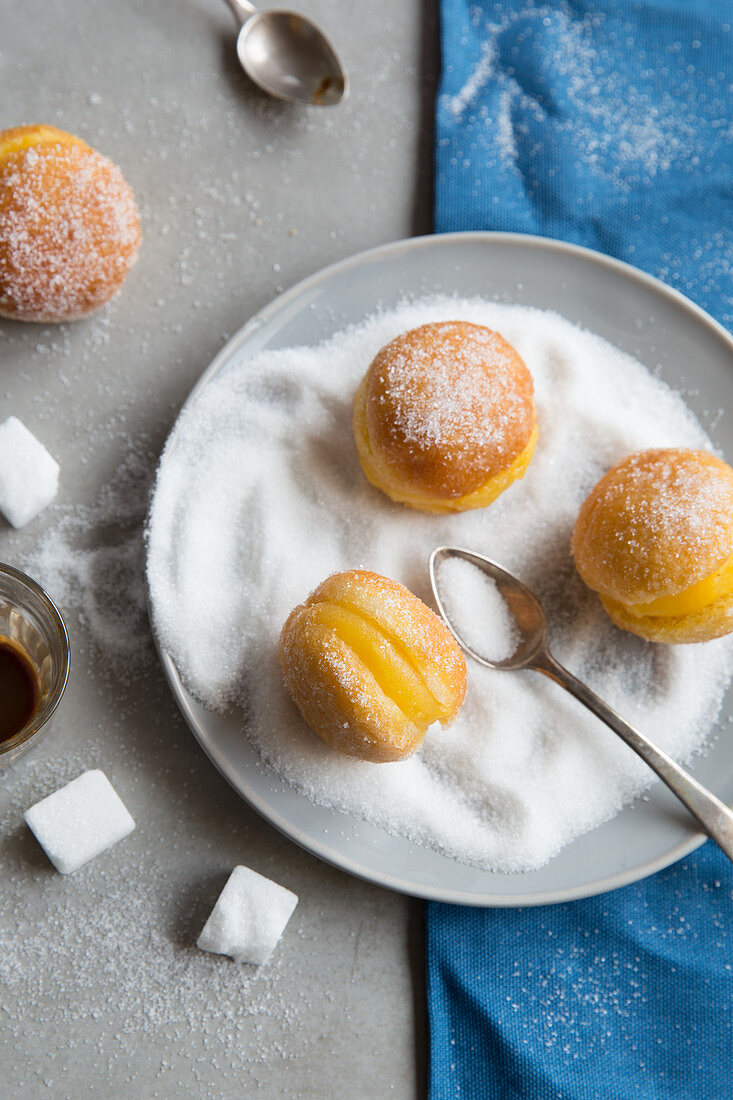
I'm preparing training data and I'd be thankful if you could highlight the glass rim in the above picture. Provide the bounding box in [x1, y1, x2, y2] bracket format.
[0, 561, 71, 757]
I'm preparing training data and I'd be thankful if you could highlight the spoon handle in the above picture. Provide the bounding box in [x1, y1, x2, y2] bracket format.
[222, 0, 256, 26]
[535, 650, 733, 862]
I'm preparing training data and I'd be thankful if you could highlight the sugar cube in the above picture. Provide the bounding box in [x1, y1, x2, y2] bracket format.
[0, 416, 60, 528]
[197, 865, 298, 965]
[24, 769, 135, 874]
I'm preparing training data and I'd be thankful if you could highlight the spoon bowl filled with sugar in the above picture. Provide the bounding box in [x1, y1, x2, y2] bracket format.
[429, 546, 733, 865]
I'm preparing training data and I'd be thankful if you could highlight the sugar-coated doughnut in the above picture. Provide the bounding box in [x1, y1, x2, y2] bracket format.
[353, 321, 538, 513]
[279, 569, 467, 762]
[572, 448, 733, 643]
[0, 125, 141, 322]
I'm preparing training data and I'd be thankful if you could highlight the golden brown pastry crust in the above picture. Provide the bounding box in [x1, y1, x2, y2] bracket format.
[353, 321, 537, 513]
[279, 569, 467, 762]
[0, 125, 141, 322]
[572, 448, 733, 643]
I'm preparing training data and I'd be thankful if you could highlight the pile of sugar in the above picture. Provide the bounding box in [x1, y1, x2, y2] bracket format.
[146, 297, 733, 873]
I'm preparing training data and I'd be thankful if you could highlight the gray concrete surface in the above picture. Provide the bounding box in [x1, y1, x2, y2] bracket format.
[0, 1, 437, 1095]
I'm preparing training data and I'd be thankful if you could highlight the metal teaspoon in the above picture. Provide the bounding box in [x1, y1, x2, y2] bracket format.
[429, 545, 733, 864]
[222, 0, 347, 106]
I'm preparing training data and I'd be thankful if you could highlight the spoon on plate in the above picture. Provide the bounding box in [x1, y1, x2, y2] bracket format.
[222, 0, 347, 106]
[429, 545, 733, 864]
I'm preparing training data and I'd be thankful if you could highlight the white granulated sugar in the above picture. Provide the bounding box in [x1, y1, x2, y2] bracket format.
[24, 769, 135, 874]
[0, 416, 59, 528]
[197, 866, 298, 966]
[437, 556, 520, 662]
[146, 296, 733, 873]
[0, 752, 314, 1083]
[22, 446, 154, 682]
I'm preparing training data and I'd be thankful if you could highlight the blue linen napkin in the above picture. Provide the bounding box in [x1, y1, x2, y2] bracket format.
[429, 3, 733, 1096]
[435, 0, 732, 328]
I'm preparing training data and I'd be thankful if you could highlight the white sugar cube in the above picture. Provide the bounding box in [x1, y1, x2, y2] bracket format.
[24, 769, 135, 874]
[197, 865, 298, 965]
[0, 416, 60, 528]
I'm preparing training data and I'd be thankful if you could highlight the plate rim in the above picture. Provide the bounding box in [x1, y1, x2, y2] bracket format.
[183, 230, 733, 408]
[149, 230, 732, 907]
[156, 646, 710, 908]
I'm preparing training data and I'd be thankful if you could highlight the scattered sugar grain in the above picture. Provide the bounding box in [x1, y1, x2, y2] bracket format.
[147, 296, 733, 873]
[0, 751, 316, 1087]
[0, 415, 59, 528]
[21, 444, 155, 683]
[24, 769, 135, 874]
[197, 866, 298, 965]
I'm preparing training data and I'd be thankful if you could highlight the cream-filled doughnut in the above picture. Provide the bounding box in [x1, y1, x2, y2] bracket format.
[572, 448, 733, 643]
[279, 569, 467, 762]
[353, 321, 538, 513]
[0, 124, 140, 322]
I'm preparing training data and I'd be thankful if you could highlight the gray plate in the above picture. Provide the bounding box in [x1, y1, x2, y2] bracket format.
[151, 231, 733, 906]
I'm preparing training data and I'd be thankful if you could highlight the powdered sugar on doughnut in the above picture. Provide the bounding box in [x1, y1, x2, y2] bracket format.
[376, 322, 529, 454]
[0, 138, 140, 321]
[573, 449, 733, 602]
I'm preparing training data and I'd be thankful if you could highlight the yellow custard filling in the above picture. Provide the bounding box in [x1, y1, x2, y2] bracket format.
[621, 553, 733, 619]
[310, 601, 443, 726]
[445, 421, 540, 514]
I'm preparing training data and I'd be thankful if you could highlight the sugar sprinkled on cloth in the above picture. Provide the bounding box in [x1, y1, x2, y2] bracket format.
[435, 3, 733, 327]
[147, 296, 733, 873]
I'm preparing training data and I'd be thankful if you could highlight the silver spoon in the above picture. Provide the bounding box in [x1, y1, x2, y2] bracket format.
[429, 545, 733, 864]
[222, 0, 347, 106]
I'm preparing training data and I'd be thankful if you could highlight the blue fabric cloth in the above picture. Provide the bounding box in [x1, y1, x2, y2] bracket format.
[435, 0, 733, 327]
[429, 3, 733, 1097]
[427, 845, 733, 1099]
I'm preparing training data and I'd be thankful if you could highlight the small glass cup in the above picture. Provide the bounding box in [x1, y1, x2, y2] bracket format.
[0, 562, 70, 768]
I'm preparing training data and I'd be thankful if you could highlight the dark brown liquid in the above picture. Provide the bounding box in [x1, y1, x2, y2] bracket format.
[0, 639, 38, 743]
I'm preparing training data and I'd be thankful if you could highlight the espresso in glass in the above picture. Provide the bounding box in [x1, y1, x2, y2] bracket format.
[0, 564, 69, 767]
[0, 638, 39, 743]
